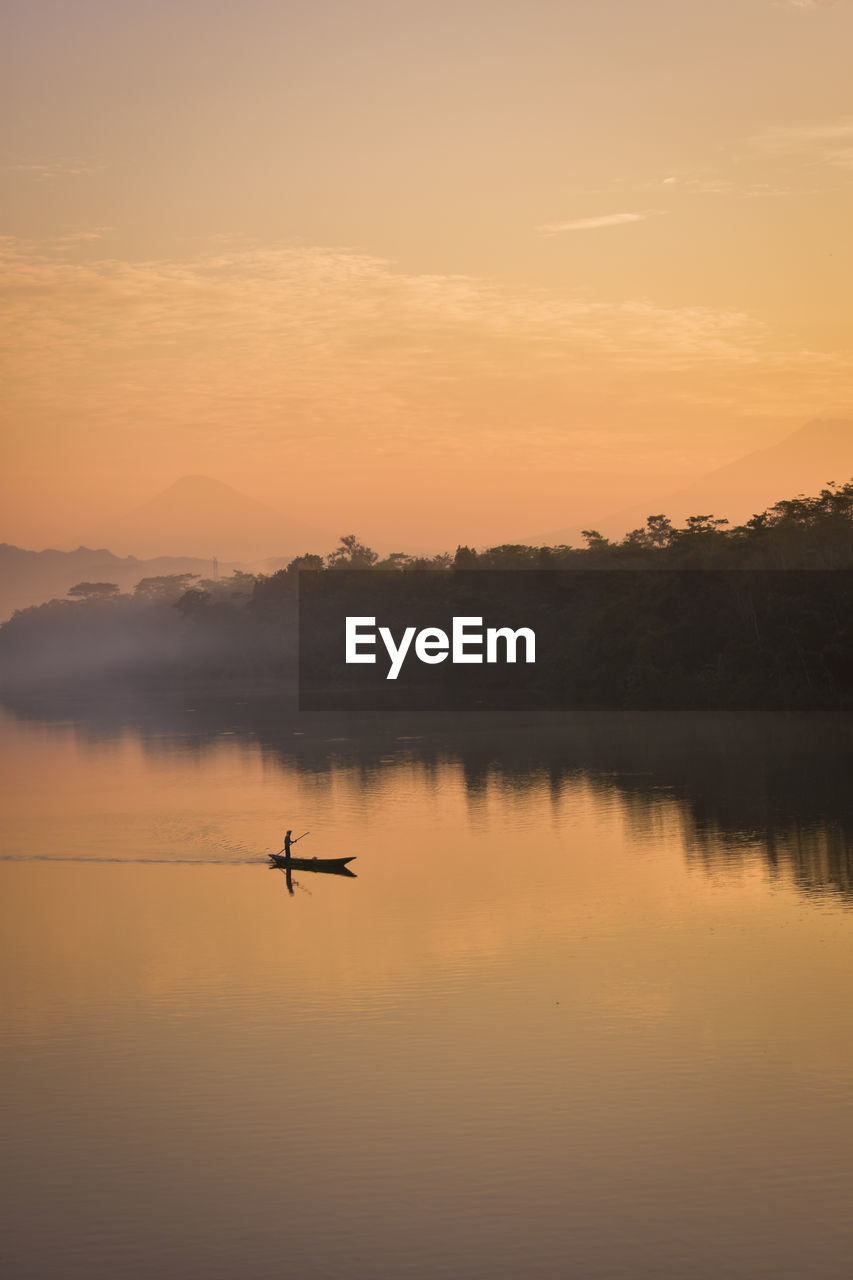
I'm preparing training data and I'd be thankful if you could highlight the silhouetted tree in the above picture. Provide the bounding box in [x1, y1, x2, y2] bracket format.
[624, 515, 675, 549]
[67, 582, 121, 602]
[376, 552, 413, 570]
[327, 535, 378, 570]
[174, 588, 211, 617]
[683, 515, 728, 535]
[285, 554, 325, 574]
[133, 574, 199, 602]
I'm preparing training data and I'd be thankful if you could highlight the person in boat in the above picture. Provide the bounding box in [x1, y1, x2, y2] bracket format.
[280, 829, 309, 858]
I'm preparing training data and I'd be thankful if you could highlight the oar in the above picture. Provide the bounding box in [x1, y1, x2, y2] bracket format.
[270, 832, 310, 857]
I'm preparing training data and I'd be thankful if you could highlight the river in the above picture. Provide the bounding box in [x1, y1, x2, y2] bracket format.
[1, 697, 852, 1278]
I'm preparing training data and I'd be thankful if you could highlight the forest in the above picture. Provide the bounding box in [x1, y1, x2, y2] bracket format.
[0, 481, 851, 706]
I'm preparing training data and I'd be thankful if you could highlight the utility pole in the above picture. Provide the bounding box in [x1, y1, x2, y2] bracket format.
[213, 556, 219, 582]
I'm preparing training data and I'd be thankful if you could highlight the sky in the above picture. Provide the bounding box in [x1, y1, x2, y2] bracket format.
[2, 0, 853, 550]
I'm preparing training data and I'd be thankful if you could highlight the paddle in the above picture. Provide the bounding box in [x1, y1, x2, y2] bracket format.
[271, 831, 311, 856]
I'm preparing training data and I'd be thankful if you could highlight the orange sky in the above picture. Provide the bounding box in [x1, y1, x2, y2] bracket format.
[2, 0, 853, 550]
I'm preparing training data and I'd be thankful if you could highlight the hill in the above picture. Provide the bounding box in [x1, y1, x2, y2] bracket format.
[530, 418, 853, 546]
[89, 475, 325, 561]
[0, 544, 240, 622]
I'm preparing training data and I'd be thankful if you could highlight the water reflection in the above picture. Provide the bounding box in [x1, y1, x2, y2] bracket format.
[269, 852, 357, 897]
[3, 691, 852, 902]
[3, 697, 853, 1280]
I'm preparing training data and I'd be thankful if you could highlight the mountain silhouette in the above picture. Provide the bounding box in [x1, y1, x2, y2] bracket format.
[0, 544, 247, 622]
[89, 475, 325, 560]
[531, 418, 853, 545]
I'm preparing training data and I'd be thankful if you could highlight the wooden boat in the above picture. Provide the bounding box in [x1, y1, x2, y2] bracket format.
[268, 853, 356, 877]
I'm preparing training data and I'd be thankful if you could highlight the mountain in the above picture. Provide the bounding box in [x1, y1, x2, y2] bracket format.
[0, 545, 245, 622]
[89, 475, 325, 561]
[530, 418, 853, 546]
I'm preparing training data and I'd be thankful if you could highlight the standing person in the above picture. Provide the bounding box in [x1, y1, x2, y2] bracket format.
[280, 829, 308, 856]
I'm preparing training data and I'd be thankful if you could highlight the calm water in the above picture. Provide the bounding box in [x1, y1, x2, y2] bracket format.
[2, 698, 853, 1279]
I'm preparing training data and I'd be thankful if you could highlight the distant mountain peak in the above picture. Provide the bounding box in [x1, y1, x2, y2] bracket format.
[135, 475, 280, 514]
[787, 417, 852, 445]
[528, 417, 853, 547]
[87, 475, 324, 560]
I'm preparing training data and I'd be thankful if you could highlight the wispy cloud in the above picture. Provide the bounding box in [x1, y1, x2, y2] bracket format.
[754, 116, 853, 169]
[7, 159, 94, 181]
[781, 1, 837, 10]
[658, 174, 734, 194]
[760, 118, 853, 143]
[0, 237, 848, 456]
[536, 212, 654, 234]
[55, 228, 113, 245]
[656, 172, 794, 198]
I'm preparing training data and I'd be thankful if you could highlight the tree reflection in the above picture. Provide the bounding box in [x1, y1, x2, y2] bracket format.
[3, 691, 851, 901]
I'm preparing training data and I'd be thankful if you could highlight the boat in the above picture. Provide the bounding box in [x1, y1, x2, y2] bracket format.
[268, 853, 357, 877]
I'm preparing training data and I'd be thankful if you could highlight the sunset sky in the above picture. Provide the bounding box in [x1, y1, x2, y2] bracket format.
[3, 0, 853, 550]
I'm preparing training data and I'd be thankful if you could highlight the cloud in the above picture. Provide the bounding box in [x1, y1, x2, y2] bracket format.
[754, 116, 853, 169]
[656, 171, 794, 197]
[782, 1, 837, 9]
[536, 212, 653, 234]
[0, 236, 848, 459]
[761, 119, 853, 142]
[55, 228, 113, 245]
[8, 159, 94, 182]
[665, 174, 734, 194]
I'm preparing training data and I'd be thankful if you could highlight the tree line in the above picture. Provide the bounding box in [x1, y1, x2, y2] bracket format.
[0, 480, 851, 695]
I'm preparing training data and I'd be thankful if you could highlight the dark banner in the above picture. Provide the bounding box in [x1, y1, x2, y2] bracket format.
[298, 569, 853, 711]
